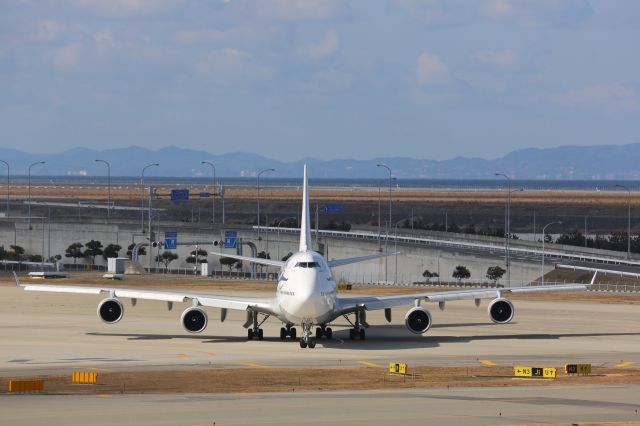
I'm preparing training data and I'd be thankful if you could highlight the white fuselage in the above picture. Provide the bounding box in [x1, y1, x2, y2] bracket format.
[276, 250, 337, 325]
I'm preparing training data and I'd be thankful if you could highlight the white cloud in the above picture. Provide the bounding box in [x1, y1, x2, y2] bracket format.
[195, 48, 272, 83]
[472, 50, 517, 69]
[415, 52, 449, 86]
[52, 42, 81, 71]
[253, 0, 343, 21]
[32, 20, 66, 42]
[298, 29, 340, 60]
[483, 0, 513, 19]
[552, 83, 637, 110]
[68, 0, 184, 16]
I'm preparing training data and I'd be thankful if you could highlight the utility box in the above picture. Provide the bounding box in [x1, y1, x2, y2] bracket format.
[200, 262, 209, 277]
[107, 257, 128, 274]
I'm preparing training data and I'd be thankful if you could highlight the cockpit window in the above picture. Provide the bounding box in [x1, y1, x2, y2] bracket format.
[294, 261, 320, 268]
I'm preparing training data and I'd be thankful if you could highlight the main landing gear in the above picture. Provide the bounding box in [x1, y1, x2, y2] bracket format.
[316, 325, 333, 340]
[344, 310, 367, 340]
[279, 324, 297, 340]
[246, 311, 269, 341]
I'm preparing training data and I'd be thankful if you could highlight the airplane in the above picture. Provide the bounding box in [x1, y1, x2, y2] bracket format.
[16, 165, 588, 349]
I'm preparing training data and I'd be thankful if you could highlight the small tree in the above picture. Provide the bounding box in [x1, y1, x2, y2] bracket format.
[9, 245, 25, 261]
[155, 251, 179, 270]
[65, 242, 84, 264]
[186, 248, 208, 264]
[422, 269, 439, 281]
[281, 252, 293, 262]
[28, 254, 43, 262]
[486, 266, 506, 283]
[103, 244, 122, 259]
[452, 265, 471, 282]
[84, 240, 103, 265]
[0, 245, 7, 260]
[219, 256, 238, 272]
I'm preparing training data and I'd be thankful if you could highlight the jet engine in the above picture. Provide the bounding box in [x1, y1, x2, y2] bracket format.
[98, 298, 124, 323]
[404, 307, 432, 334]
[488, 298, 514, 324]
[181, 307, 208, 333]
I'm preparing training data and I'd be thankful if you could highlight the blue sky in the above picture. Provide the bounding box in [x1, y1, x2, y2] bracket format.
[1, 0, 639, 161]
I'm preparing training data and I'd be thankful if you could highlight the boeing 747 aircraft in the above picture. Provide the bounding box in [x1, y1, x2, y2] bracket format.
[17, 165, 587, 348]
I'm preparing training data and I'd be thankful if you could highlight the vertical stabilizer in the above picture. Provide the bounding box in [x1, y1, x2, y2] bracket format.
[299, 164, 312, 252]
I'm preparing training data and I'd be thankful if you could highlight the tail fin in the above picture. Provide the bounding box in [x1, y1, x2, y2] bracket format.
[299, 164, 312, 252]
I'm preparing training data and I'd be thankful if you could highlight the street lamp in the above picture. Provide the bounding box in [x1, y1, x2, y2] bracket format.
[616, 184, 631, 259]
[541, 221, 562, 286]
[0, 160, 8, 218]
[276, 216, 297, 260]
[377, 163, 393, 283]
[95, 159, 111, 220]
[256, 168, 275, 241]
[140, 163, 159, 232]
[201, 161, 216, 226]
[28, 161, 45, 226]
[496, 173, 519, 287]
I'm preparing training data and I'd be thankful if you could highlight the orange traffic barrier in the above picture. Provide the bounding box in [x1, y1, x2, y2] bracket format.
[8, 379, 44, 393]
[72, 371, 98, 384]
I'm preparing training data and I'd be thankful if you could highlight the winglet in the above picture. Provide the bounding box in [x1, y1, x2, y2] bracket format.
[13, 272, 22, 287]
[299, 164, 312, 252]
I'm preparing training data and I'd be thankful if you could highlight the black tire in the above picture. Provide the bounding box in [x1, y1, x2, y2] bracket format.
[326, 327, 333, 339]
[258, 329, 264, 340]
[299, 339, 307, 348]
[290, 328, 297, 339]
[247, 329, 253, 340]
[315, 327, 323, 338]
[349, 329, 355, 340]
[308, 338, 316, 349]
[280, 327, 286, 340]
[359, 328, 366, 340]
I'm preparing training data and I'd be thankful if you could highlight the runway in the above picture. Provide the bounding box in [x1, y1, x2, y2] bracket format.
[2, 385, 640, 425]
[1, 281, 638, 375]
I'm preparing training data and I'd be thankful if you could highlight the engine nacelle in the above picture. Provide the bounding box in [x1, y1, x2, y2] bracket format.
[488, 298, 515, 324]
[98, 298, 124, 323]
[181, 307, 208, 333]
[404, 307, 432, 334]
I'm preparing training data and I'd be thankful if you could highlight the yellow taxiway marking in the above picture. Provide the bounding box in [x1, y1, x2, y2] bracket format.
[238, 362, 271, 368]
[479, 359, 496, 366]
[358, 361, 384, 368]
[95, 394, 112, 398]
[615, 361, 635, 368]
[175, 354, 192, 358]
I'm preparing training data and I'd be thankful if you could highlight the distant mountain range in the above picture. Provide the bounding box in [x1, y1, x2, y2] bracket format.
[0, 143, 638, 179]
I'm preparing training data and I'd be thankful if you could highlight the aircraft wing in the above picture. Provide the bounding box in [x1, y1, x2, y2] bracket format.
[209, 252, 286, 268]
[335, 284, 588, 313]
[327, 252, 396, 268]
[15, 275, 278, 314]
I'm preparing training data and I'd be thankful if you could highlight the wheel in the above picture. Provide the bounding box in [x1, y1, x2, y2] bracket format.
[349, 329, 355, 340]
[280, 327, 286, 340]
[326, 327, 333, 339]
[299, 339, 307, 348]
[258, 329, 264, 340]
[316, 327, 323, 338]
[359, 328, 366, 340]
[290, 328, 297, 339]
[308, 338, 316, 349]
[247, 329, 254, 340]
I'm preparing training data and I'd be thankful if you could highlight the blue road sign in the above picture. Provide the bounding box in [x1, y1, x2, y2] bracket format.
[164, 231, 177, 250]
[224, 230, 238, 249]
[323, 203, 343, 214]
[199, 192, 210, 198]
[171, 189, 189, 201]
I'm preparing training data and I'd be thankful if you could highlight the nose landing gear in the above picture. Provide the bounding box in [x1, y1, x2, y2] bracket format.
[299, 321, 316, 349]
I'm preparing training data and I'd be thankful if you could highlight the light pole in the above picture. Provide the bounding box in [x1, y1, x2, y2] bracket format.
[28, 161, 45, 226]
[95, 159, 111, 220]
[0, 160, 8, 217]
[541, 220, 562, 286]
[201, 161, 216, 226]
[140, 163, 159, 232]
[256, 168, 275, 241]
[496, 173, 516, 286]
[377, 164, 392, 282]
[616, 184, 631, 259]
[276, 216, 297, 260]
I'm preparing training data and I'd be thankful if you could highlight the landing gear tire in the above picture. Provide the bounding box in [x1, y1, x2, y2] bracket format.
[308, 338, 316, 349]
[316, 327, 323, 338]
[248, 328, 254, 340]
[326, 327, 333, 340]
[359, 328, 366, 340]
[258, 328, 264, 340]
[290, 327, 297, 339]
[349, 329, 355, 340]
[299, 339, 307, 349]
[280, 327, 286, 340]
